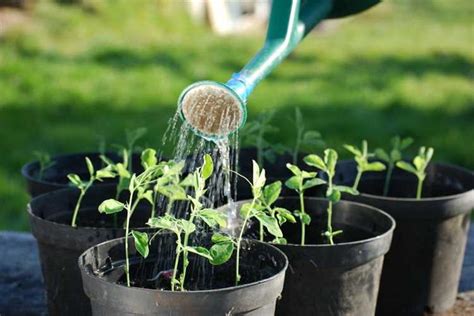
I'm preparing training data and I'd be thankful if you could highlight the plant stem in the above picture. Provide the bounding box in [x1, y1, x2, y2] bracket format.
[327, 201, 334, 245]
[171, 236, 182, 291]
[259, 221, 264, 242]
[383, 163, 394, 196]
[416, 177, 423, 199]
[124, 210, 131, 287]
[70, 189, 85, 227]
[299, 191, 306, 246]
[179, 212, 196, 291]
[236, 198, 256, 285]
[150, 191, 157, 218]
[352, 167, 363, 191]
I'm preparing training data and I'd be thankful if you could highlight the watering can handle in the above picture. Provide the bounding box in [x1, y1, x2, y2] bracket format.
[226, 0, 333, 101]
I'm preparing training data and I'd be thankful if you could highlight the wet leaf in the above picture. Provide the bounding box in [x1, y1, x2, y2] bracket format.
[304, 154, 326, 170]
[132, 230, 149, 258]
[302, 178, 326, 190]
[256, 213, 283, 238]
[67, 173, 83, 188]
[98, 199, 125, 214]
[199, 209, 227, 228]
[201, 154, 214, 180]
[286, 163, 301, 176]
[209, 242, 234, 265]
[141, 148, 157, 169]
[186, 246, 212, 261]
[285, 176, 300, 191]
[85, 157, 94, 177]
[263, 181, 282, 206]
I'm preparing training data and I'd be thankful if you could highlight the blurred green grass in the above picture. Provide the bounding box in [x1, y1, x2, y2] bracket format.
[0, 0, 473, 230]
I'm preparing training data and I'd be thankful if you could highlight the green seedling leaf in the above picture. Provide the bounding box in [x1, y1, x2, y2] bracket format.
[365, 162, 386, 172]
[185, 246, 213, 261]
[301, 171, 317, 179]
[286, 163, 301, 176]
[210, 242, 234, 265]
[285, 176, 300, 191]
[240, 203, 254, 218]
[85, 157, 95, 177]
[67, 173, 83, 188]
[180, 220, 196, 235]
[302, 178, 326, 190]
[179, 174, 194, 187]
[327, 189, 341, 203]
[141, 148, 157, 169]
[334, 185, 359, 195]
[131, 230, 149, 258]
[301, 213, 311, 225]
[212, 233, 233, 244]
[98, 199, 125, 214]
[201, 154, 214, 180]
[375, 148, 390, 162]
[199, 209, 227, 228]
[304, 154, 326, 170]
[263, 181, 282, 206]
[256, 213, 283, 238]
[343, 144, 362, 156]
[96, 167, 116, 180]
[324, 149, 338, 175]
[141, 190, 154, 205]
[275, 207, 296, 223]
[147, 216, 177, 232]
[396, 161, 417, 174]
[273, 237, 288, 245]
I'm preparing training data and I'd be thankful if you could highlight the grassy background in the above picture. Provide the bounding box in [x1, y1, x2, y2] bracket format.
[0, 0, 473, 230]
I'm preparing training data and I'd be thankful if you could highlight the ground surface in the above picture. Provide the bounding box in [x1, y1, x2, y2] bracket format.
[1, 224, 473, 316]
[0, 1, 472, 231]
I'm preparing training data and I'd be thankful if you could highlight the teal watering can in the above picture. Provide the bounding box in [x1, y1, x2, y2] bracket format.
[178, 0, 380, 140]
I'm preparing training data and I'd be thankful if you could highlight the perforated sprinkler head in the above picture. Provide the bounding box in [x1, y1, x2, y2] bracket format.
[178, 81, 247, 141]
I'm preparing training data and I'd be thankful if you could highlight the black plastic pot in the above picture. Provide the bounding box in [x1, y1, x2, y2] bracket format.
[335, 160, 474, 315]
[78, 233, 288, 315]
[28, 184, 153, 316]
[233, 197, 395, 316]
[22, 151, 147, 197]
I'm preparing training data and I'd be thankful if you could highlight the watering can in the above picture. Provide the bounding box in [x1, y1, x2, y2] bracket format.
[178, 0, 380, 140]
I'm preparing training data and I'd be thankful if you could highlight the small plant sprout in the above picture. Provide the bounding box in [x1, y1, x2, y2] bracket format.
[375, 136, 414, 196]
[304, 149, 358, 245]
[147, 155, 232, 291]
[100, 148, 132, 200]
[344, 140, 386, 190]
[33, 151, 55, 180]
[240, 110, 282, 166]
[68, 157, 116, 227]
[396, 146, 434, 199]
[124, 127, 148, 172]
[258, 180, 296, 243]
[291, 107, 324, 164]
[285, 163, 326, 245]
[153, 160, 188, 217]
[98, 150, 161, 287]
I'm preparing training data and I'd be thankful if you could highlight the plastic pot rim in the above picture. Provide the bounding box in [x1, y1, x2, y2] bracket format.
[78, 234, 289, 295]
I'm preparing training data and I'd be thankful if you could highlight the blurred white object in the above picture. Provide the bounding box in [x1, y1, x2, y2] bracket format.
[186, 0, 270, 35]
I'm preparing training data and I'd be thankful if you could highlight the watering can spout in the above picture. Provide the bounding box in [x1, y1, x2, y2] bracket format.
[178, 0, 380, 140]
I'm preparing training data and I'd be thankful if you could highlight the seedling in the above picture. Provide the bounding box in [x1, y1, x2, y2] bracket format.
[305, 149, 358, 245]
[375, 136, 413, 196]
[258, 180, 296, 243]
[291, 107, 324, 165]
[153, 159, 188, 217]
[98, 150, 161, 287]
[68, 157, 116, 227]
[240, 110, 285, 166]
[147, 155, 231, 291]
[285, 163, 326, 245]
[396, 146, 434, 199]
[344, 140, 386, 190]
[33, 151, 55, 180]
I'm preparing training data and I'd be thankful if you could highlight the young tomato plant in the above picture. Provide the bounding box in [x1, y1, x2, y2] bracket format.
[291, 107, 324, 165]
[396, 146, 434, 199]
[305, 149, 358, 245]
[285, 163, 326, 245]
[375, 136, 413, 196]
[68, 157, 116, 227]
[344, 140, 386, 190]
[147, 155, 231, 291]
[98, 149, 160, 287]
[33, 151, 55, 180]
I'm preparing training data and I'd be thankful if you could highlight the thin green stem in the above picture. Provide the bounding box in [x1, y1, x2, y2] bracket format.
[236, 198, 256, 285]
[352, 168, 363, 191]
[124, 210, 131, 287]
[171, 235, 182, 291]
[327, 201, 334, 245]
[416, 177, 423, 199]
[259, 221, 264, 242]
[150, 191, 158, 218]
[383, 163, 394, 196]
[299, 190, 305, 246]
[71, 190, 85, 227]
[179, 212, 197, 291]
